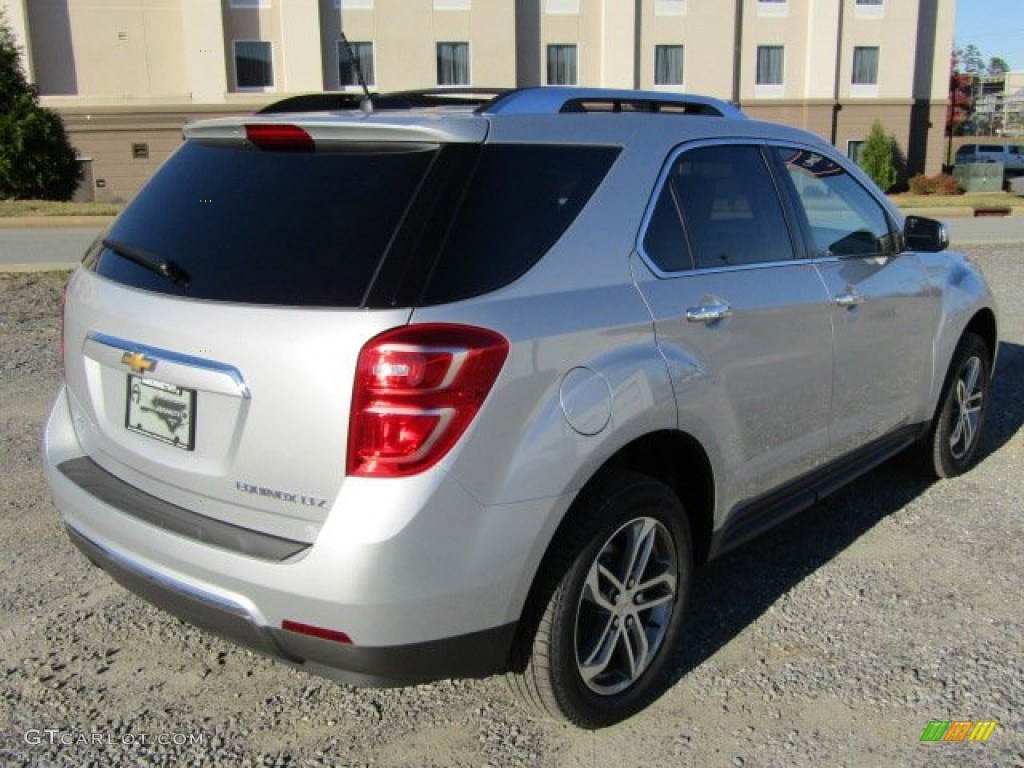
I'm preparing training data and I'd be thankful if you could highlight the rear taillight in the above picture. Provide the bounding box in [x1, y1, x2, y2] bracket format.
[348, 324, 509, 478]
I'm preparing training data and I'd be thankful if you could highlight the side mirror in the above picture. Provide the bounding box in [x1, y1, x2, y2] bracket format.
[904, 215, 949, 253]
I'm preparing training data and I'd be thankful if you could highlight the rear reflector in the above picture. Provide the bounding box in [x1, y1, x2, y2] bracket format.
[245, 124, 315, 152]
[281, 619, 352, 645]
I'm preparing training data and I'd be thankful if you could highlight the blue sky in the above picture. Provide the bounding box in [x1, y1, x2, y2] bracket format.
[955, 0, 1024, 70]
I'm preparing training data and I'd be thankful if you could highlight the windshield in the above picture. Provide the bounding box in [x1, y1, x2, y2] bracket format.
[88, 141, 437, 307]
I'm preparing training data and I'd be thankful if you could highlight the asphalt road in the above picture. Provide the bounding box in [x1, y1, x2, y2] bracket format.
[0, 215, 1022, 271]
[0, 226, 100, 270]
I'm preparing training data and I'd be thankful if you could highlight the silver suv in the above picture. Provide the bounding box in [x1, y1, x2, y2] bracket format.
[43, 87, 997, 728]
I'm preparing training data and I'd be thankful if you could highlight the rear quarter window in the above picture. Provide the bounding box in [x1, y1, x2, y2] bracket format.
[420, 145, 620, 304]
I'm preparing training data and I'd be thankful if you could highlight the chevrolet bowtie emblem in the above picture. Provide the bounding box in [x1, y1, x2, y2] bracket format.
[121, 351, 157, 375]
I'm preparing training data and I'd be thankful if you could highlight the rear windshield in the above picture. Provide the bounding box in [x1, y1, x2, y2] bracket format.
[89, 141, 436, 307]
[87, 139, 618, 308]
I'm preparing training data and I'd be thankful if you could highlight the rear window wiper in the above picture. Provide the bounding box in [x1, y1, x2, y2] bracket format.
[102, 239, 190, 287]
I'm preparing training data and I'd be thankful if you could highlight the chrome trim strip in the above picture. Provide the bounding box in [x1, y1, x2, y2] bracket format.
[89, 332, 250, 399]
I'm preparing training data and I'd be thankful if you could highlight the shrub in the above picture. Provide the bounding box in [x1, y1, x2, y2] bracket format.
[858, 119, 898, 192]
[906, 173, 963, 196]
[908, 173, 931, 195]
[932, 173, 963, 195]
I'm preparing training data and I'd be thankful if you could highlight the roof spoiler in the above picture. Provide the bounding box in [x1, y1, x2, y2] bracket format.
[258, 88, 509, 115]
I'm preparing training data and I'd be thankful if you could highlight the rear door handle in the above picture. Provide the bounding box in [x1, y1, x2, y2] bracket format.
[685, 303, 733, 324]
[834, 291, 865, 308]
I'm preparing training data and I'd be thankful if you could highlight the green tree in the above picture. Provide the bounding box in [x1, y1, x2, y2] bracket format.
[858, 119, 897, 192]
[959, 44, 986, 76]
[0, 12, 81, 200]
[988, 56, 1010, 76]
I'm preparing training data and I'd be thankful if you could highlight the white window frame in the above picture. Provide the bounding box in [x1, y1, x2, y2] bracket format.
[546, 0, 580, 14]
[335, 0, 374, 8]
[337, 40, 375, 88]
[755, 45, 785, 97]
[855, 0, 884, 19]
[230, 0, 270, 8]
[654, 0, 686, 15]
[233, 40, 275, 91]
[757, 0, 788, 18]
[847, 140, 866, 165]
[546, 44, 578, 86]
[654, 45, 684, 88]
[851, 46, 880, 97]
[436, 41, 471, 87]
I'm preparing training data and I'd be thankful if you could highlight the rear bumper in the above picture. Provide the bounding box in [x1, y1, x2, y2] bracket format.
[66, 525, 516, 685]
[43, 385, 564, 686]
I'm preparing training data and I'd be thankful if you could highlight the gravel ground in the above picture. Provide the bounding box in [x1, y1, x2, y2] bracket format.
[1, 248, 1022, 767]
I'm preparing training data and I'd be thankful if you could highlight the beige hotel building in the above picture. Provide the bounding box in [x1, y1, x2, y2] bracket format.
[2, 0, 955, 202]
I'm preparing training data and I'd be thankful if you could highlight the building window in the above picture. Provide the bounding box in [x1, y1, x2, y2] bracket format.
[437, 42, 470, 86]
[654, 0, 686, 15]
[847, 140, 865, 165]
[654, 45, 684, 86]
[338, 41, 374, 87]
[234, 41, 274, 89]
[854, 0, 883, 18]
[757, 0, 788, 16]
[852, 47, 879, 85]
[547, 44, 578, 85]
[230, 0, 270, 7]
[546, 0, 580, 13]
[335, 0, 374, 8]
[756, 46, 784, 85]
[131, 143, 149, 160]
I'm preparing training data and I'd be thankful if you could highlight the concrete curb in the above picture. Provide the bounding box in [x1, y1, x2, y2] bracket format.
[899, 206, 1024, 219]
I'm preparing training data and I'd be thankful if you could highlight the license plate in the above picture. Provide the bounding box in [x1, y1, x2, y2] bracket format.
[126, 375, 196, 451]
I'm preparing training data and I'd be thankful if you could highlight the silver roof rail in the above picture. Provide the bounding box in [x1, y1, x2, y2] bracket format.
[478, 87, 746, 119]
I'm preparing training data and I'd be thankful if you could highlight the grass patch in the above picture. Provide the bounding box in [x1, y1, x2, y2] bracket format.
[891, 192, 1024, 209]
[0, 200, 122, 217]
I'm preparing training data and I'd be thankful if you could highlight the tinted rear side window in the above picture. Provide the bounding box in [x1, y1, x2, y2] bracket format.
[671, 145, 794, 269]
[89, 141, 436, 307]
[420, 145, 620, 305]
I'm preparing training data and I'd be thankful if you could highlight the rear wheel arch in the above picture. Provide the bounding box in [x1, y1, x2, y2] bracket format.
[963, 308, 997, 364]
[601, 430, 716, 565]
[505, 430, 716, 720]
[506, 466, 694, 726]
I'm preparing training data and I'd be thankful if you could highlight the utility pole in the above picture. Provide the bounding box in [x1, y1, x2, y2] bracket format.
[732, 0, 743, 104]
[831, 0, 846, 147]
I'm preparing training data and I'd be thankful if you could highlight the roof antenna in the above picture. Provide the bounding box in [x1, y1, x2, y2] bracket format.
[340, 32, 373, 115]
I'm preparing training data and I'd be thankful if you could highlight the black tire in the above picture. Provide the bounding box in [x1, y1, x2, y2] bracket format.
[920, 332, 992, 479]
[508, 469, 692, 728]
